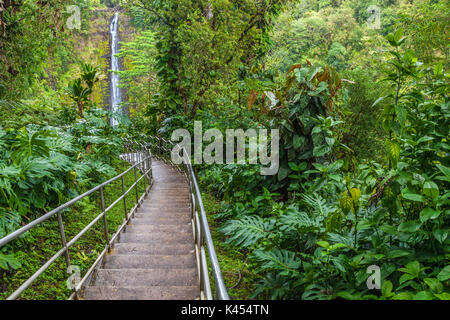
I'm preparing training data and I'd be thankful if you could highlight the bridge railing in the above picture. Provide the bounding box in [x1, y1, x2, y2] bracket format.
[0, 139, 152, 300]
[143, 134, 229, 300]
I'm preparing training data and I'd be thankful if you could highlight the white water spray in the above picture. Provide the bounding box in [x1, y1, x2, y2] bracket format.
[110, 12, 121, 126]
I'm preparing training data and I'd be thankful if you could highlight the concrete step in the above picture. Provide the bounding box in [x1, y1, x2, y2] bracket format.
[113, 243, 194, 255]
[82, 158, 200, 300]
[146, 197, 190, 201]
[103, 254, 196, 269]
[118, 232, 193, 244]
[147, 190, 189, 194]
[150, 189, 189, 193]
[145, 199, 190, 203]
[140, 202, 190, 207]
[143, 198, 190, 203]
[83, 286, 199, 300]
[150, 187, 189, 191]
[140, 203, 191, 208]
[139, 203, 190, 208]
[130, 216, 192, 225]
[153, 177, 186, 182]
[133, 213, 191, 222]
[125, 224, 192, 234]
[148, 187, 188, 190]
[134, 210, 191, 218]
[92, 268, 198, 287]
[138, 203, 191, 213]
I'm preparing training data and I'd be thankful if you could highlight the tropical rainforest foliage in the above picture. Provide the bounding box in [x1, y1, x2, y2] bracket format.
[0, 0, 449, 300]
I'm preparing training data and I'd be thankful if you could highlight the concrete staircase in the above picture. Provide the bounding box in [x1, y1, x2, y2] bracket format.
[83, 159, 200, 300]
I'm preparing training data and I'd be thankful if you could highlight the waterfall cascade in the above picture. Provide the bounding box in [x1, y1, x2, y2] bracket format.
[110, 12, 121, 126]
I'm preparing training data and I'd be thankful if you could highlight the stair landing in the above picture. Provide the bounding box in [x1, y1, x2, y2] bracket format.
[83, 159, 199, 300]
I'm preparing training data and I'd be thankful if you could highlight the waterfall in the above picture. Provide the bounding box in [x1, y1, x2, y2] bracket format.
[110, 12, 121, 126]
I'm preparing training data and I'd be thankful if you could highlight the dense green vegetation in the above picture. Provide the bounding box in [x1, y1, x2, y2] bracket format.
[0, 0, 133, 297]
[0, 0, 448, 300]
[124, 0, 449, 300]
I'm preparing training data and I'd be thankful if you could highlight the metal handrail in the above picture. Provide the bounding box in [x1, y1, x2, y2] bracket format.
[0, 140, 152, 300]
[142, 134, 229, 300]
[0, 134, 229, 300]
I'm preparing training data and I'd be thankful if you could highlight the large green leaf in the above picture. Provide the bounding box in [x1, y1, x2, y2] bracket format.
[419, 208, 440, 222]
[423, 181, 439, 199]
[437, 265, 450, 282]
[436, 164, 450, 182]
[401, 189, 424, 202]
[398, 220, 422, 233]
[424, 278, 443, 293]
[220, 216, 273, 248]
[433, 229, 448, 244]
[413, 291, 434, 300]
[253, 249, 301, 276]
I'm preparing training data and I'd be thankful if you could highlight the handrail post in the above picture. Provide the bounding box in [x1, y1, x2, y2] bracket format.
[100, 187, 110, 252]
[148, 150, 153, 188]
[121, 175, 128, 232]
[57, 211, 71, 268]
[135, 144, 138, 163]
[150, 147, 153, 174]
[134, 166, 139, 214]
[143, 158, 147, 191]
[138, 147, 141, 169]
[146, 148, 151, 186]
[56, 210, 76, 296]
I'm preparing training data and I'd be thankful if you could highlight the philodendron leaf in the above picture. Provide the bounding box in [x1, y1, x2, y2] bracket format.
[423, 181, 439, 199]
[401, 190, 424, 202]
[419, 208, 440, 222]
[437, 265, 450, 282]
[394, 29, 404, 43]
[398, 220, 421, 233]
[436, 164, 450, 181]
[435, 293, 450, 300]
[317, 241, 330, 249]
[277, 165, 290, 182]
[393, 292, 414, 300]
[424, 278, 443, 293]
[381, 280, 394, 298]
[313, 144, 331, 157]
[386, 249, 411, 259]
[413, 291, 434, 300]
[293, 134, 306, 150]
[433, 229, 448, 244]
